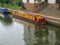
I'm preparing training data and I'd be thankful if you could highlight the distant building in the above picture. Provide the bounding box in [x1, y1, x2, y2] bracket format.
[22, 0, 45, 10]
[48, 0, 59, 8]
[22, 0, 59, 10]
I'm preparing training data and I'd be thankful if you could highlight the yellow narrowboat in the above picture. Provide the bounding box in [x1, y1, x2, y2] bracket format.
[9, 9, 46, 24]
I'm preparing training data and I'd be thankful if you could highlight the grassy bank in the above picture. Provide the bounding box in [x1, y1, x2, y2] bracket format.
[0, 3, 25, 10]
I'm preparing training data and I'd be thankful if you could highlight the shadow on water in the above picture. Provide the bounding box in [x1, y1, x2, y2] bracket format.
[0, 14, 13, 26]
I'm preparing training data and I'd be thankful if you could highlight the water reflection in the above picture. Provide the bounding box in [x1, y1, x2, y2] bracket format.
[0, 16, 60, 45]
[47, 25, 60, 45]
[20, 19, 60, 45]
[0, 14, 12, 26]
[0, 17, 25, 45]
[23, 24, 48, 45]
[34, 25, 48, 45]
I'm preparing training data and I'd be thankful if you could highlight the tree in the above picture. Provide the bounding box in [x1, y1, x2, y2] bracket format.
[17, 0, 23, 7]
[0, 0, 4, 7]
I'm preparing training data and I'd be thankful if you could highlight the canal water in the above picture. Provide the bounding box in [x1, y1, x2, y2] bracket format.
[0, 15, 60, 45]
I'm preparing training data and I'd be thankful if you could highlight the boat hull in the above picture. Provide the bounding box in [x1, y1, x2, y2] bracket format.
[13, 15, 46, 25]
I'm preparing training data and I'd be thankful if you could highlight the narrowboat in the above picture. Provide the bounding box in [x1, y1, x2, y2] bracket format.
[0, 8, 10, 14]
[0, 8, 11, 18]
[9, 9, 46, 25]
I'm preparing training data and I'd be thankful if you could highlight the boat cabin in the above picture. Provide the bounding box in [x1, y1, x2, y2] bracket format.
[0, 8, 10, 14]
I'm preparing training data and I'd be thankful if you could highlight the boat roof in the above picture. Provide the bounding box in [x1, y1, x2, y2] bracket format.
[9, 9, 42, 16]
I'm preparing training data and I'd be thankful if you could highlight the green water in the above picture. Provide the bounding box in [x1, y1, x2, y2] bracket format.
[0, 15, 60, 45]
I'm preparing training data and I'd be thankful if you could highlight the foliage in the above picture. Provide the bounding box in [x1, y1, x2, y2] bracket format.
[0, 0, 26, 10]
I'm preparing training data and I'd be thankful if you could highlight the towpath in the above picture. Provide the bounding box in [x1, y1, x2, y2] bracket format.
[39, 5, 60, 26]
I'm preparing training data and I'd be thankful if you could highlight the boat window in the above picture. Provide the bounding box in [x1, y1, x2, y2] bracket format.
[29, 16, 34, 20]
[19, 13, 23, 16]
[23, 14, 25, 17]
[23, 14, 28, 18]
[33, 17, 35, 20]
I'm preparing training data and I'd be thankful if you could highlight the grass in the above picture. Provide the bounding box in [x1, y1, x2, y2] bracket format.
[0, 3, 25, 10]
[0, 4, 18, 9]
